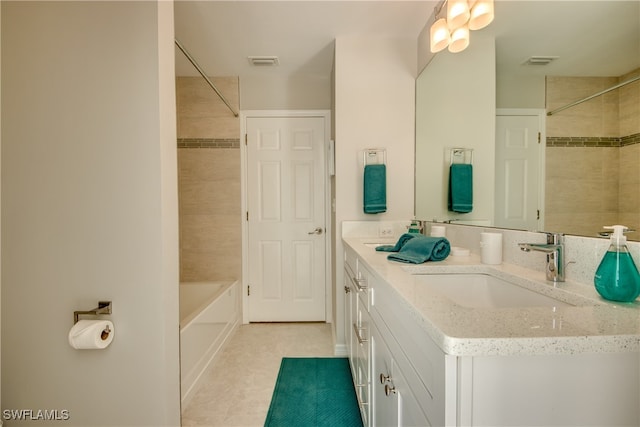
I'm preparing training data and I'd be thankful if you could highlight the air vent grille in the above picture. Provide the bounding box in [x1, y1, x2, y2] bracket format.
[248, 56, 279, 66]
[523, 56, 559, 66]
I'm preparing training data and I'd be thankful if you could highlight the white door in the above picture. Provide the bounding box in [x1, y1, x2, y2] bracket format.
[246, 115, 326, 322]
[495, 111, 545, 231]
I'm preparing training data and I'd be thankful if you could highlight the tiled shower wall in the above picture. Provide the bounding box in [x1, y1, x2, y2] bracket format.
[545, 68, 640, 238]
[176, 76, 241, 282]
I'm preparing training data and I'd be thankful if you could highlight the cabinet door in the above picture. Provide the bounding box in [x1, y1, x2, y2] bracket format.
[350, 278, 360, 375]
[354, 297, 371, 426]
[343, 267, 353, 372]
[372, 318, 433, 427]
[371, 325, 399, 427]
[397, 369, 432, 427]
[373, 277, 447, 426]
[356, 260, 374, 311]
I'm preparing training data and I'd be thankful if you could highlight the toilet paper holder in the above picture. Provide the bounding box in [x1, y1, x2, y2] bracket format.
[74, 301, 112, 324]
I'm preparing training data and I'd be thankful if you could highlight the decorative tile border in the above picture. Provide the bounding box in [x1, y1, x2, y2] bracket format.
[177, 138, 240, 148]
[547, 132, 640, 147]
[621, 132, 640, 146]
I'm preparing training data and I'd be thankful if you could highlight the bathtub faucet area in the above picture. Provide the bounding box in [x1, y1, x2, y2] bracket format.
[519, 233, 565, 283]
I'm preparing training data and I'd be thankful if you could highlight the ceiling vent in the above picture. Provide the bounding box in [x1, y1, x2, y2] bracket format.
[522, 56, 559, 66]
[248, 56, 279, 66]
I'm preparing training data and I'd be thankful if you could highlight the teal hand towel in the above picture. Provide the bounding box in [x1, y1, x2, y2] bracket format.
[363, 164, 386, 214]
[387, 236, 451, 264]
[375, 233, 417, 252]
[448, 164, 473, 213]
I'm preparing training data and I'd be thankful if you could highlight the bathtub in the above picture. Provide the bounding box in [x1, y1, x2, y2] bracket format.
[179, 281, 240, 404]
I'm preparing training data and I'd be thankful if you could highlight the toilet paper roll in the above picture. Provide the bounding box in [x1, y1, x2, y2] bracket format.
[480, 232, 503, 265]
[68, 320, 114, 350]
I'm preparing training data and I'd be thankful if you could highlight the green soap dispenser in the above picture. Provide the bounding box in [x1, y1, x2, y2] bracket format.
[594, 225, 640, 303]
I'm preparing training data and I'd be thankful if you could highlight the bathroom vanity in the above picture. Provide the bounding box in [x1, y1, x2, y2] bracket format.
[343, 235, 640, 427]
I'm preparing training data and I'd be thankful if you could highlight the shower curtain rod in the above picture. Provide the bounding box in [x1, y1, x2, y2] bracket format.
[547, 74, 640, 116]
[175, 39, 239, 117]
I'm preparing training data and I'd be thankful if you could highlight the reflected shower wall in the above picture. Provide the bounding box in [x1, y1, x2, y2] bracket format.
[176, 76, 242, 281]
[545, 69, 640, 239]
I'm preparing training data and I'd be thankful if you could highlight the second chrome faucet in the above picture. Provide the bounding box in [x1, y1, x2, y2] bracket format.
[519, 233, 565, 283]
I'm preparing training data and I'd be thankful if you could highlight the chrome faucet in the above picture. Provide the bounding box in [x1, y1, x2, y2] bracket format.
[518, 233, 565, 283]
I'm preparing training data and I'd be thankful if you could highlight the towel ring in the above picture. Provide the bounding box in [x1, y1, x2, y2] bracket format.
[363, 148, 386, 167]
[450, 148, 473, 165]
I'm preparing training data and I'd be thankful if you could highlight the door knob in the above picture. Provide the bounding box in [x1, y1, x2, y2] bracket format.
[308, 227, 323, 235]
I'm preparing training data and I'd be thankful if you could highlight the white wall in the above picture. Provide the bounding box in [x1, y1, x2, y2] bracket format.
[240, 74, 332, 110]
[415, 34, 496, 223]
[497, 73, 546, 109]
[333, 35, 417, 348]
[1, 2, 180, 425]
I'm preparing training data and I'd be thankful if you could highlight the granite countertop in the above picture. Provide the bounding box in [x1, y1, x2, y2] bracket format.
[343, 237, 640, 357]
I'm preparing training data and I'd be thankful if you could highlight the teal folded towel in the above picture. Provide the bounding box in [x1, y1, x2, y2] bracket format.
[363, 164, 386, 214]
[448, 164, 473, 213]
[387, 236, 451, 264]
[375, 233, 417, 252]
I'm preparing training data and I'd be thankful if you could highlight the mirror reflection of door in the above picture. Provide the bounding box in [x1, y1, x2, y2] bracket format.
[495, 110, 545, 231]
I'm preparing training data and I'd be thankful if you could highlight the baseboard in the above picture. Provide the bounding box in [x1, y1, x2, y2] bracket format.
[334, 343, 348, 357]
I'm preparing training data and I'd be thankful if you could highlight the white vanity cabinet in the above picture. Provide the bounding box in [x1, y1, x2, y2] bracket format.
[345, 247, 444, 427]
[371, 265, 448, 427]
[344, 239, 640, 427]
[371, 320, 432, 427]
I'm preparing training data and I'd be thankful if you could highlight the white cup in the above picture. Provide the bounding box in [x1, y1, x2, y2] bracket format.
[430, 225, 446, 237]
[480, 232, 502, 265]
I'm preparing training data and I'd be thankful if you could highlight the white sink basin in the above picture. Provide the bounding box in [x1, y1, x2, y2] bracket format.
[363, 242, 386, 248]
[414, 273, 571, 308]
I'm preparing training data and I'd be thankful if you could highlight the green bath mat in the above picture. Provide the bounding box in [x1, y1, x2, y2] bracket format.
[264, 357, 363, 427]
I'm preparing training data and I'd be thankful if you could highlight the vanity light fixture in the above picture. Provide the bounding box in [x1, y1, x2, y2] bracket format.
[430, 17, 451, 52]
[429, 0, 494, 54]
[449, 24, 470, 53]
[447, 0, 470, 30]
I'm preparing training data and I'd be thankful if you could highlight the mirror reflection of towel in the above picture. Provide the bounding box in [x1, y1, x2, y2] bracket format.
[363, 164, 386, 214]
[448, 164, 473, 213]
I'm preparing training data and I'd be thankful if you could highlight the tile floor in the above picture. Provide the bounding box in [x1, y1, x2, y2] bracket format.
[181, 322, 335, 427]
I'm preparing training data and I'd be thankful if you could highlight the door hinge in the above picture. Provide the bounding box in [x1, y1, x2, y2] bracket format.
[246, 211, 249, 221]
[247, 285, 250, 296]
[537, 132, 541, 144]
[537, 209, 540, 220]
[245, 134, 248, 145]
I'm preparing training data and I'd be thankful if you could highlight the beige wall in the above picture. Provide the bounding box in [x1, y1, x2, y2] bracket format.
[2, 2, 180, 424]
[176, 77, 241, 282]
[619, 69, 640, 137]
[619, 68, 640, 234]
[545, 69, 640, 237]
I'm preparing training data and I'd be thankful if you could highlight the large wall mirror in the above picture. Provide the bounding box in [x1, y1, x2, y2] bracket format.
[415, 1, 640, 240]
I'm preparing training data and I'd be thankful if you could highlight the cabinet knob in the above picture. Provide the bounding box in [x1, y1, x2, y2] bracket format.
[379, 373, 390, 384]
[384, 384, 397, 396]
